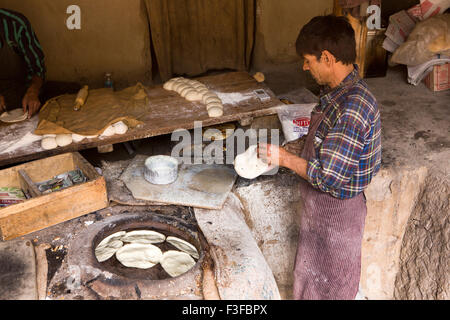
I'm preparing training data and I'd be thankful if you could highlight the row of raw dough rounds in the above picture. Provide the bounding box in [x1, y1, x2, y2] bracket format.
[95, 230, 199, 278]
[163, 77, 224, 118]
[40, 121, 129, 150]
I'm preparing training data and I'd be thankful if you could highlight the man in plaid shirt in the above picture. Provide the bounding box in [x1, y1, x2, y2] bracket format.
[258, 15, 381, 299]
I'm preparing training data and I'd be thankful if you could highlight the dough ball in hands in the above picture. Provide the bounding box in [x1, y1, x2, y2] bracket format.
[41, 137, 58, 150]
[55, 134, 73, 147]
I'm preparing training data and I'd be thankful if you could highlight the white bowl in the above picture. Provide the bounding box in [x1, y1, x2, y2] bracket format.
[143, 155, 179, 185]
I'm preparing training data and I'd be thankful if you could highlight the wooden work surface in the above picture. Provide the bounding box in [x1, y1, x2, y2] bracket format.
[0, 72, 283, 167]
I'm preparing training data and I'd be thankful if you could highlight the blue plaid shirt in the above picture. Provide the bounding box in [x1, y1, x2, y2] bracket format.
[307, 65, 381, 199]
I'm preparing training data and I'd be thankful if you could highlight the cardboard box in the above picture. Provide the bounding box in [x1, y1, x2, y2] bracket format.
[423, 63, 450, 92]
[0, 152, 108, 240]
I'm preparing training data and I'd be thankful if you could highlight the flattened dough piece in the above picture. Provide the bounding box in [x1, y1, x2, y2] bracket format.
[95, 231, 126, 262]
[0, 109, 27, 123]
[95, 239, 124, 262]
[116, 243, 163, 269]
[97, 231, 126, 247]
[166, 236, 199, 259]
[121, 230, 166, 244]
[161, 250, 196, 277]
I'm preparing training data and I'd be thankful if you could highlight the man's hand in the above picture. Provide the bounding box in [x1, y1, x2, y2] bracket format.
[22, 88, 41, 119]
[0, 94, 5, 113]
[257, 143, 283, 167]
[258, 142, 309, 181]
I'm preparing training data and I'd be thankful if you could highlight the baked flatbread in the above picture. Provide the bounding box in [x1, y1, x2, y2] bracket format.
[115, 243, 162, 269]
[121, 230, 166, 244]
[160, 250, 196, 277]
[166, 236, 199, 259]
[95, 231, 126, 262]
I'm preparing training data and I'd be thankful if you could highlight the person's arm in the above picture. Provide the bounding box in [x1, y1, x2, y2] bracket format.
[257, 143, 309, 181]
[22, 75, 43, 118]
[12, 10, 46, 117]
[0, 95, 5, 112]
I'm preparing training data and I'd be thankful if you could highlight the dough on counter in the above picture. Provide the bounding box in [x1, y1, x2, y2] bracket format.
[161, 250, 196, 277]
[202, 92, 220, 104]
[185, 90, 202, 102]
[166, 236, 199, 259]
[234, 145, 273, 179]
[112, 121, 128, 135]
[121, 230, 166, 244]
[206, 102, 223, 110]
[55, 134, 73, 147]
[207, 106, 223, 118]
[101, 125, 116, 137]
[115, 243, 163, 269]
[41, 137, 58, 150]
[180, 87, 195, 97]
[72, 134, 86, 143]
[205, 96, 222, 105]
[0, 109, 28, 123]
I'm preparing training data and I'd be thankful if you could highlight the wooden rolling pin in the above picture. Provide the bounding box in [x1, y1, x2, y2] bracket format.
[73, 85, 89, 111]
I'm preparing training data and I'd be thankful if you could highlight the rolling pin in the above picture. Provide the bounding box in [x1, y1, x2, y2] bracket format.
[73, 85, 89, 111]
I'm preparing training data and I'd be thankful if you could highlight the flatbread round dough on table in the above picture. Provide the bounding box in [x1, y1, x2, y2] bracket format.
[161, 250, 196, 277]
[0, 109, 27, 123]
[234, 145, 274, 179]
[115, 243, 163, 269]
[121, 230, 166, 244]
[166, 236, 199, 259]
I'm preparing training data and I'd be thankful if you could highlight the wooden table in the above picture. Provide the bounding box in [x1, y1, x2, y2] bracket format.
[0, 72, 283, 167]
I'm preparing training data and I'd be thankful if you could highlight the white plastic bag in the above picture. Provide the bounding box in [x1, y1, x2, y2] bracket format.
[277, 103, 317, 143]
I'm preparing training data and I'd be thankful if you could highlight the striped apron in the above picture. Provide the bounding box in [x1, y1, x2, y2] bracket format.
[293, 97, 367, 300]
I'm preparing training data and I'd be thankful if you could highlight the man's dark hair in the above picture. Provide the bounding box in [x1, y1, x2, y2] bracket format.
[295, 15, 356, 65]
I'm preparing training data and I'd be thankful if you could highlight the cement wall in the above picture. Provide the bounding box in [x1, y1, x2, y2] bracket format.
[1, 0, 152, 88]
[2, 1, 334, 85]
[252, 0, 334, 68]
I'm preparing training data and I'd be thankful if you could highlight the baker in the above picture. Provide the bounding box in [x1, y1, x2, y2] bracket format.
[0, 8, 45, 119]
[258, 15, 382, 299]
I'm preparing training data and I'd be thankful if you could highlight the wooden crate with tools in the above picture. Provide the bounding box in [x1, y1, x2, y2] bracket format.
[0, 152, 108, 241]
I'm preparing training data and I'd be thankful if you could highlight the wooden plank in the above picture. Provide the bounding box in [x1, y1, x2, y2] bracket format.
[18, 170, 42, 198]
[0, 72, 283, 167]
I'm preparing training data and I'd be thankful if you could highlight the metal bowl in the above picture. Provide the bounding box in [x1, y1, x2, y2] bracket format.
[143, 155, 179, 185]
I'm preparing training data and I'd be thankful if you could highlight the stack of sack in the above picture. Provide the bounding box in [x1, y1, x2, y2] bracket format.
[383, 0, 450, 88]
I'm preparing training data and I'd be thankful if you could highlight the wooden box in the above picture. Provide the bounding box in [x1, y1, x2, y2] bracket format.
[0, 152, 108, 241]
